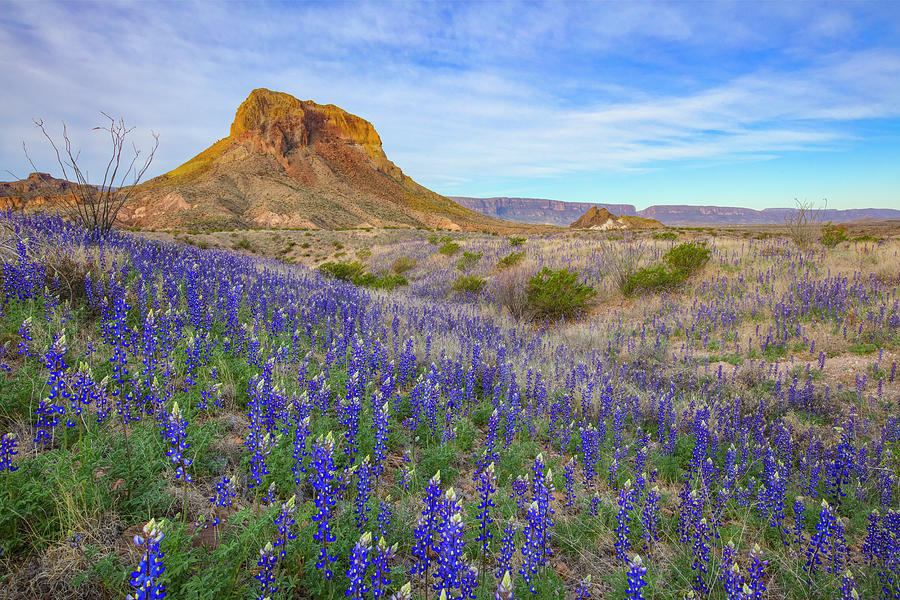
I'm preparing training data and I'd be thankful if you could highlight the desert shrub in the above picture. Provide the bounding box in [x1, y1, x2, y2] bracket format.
[452, 275, 486, 294]
[601, 237, 644, 293]
[786, 198, 825, 247]
[820, 222, 848, 247]
[652, 231, 678, 241]
[232, 238, 252, 251]
[496, 265, 532, 320]
[456, 250, 483, 271]
[508, 237, 526, 247]
[355, 248, 372, 260]
[664, 241, 710, 273]
[622, 264, 686, 295]
[319, 261, 407, 290]
[439, 242, 460, 257]
[496, 251, 524, 270]
[356, 272, 408, 291]
[392, 256, 417, 274]
[851, 234, 884, 243]
[318, 261, 365, 282]
[526, 267, 596, 321]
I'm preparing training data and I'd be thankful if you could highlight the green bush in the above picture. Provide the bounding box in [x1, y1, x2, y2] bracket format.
[652, 231, 678, 241]
[232, 238, 252, 251]
[439, 242, 460, 256]
[318, 261, 365, 282]
[452, 275, 487, 294]
[391, 256, 417, 274]
[355, 248, 372, 260]
[525, 267, 596, 320]
[319, 262, 407, 290]
[622, 264, 686, 295]
[496, 251, 524, 270]
[821, 222, 849, 248]
[664, 241, 710, 273]
[366, 273, 408, 291]
[508, 237, 526, 247]
[456, 250, 483, 271]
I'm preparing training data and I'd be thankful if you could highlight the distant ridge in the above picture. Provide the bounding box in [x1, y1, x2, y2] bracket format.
[452, 196, 900, 226]
[450, 197, 635, 226]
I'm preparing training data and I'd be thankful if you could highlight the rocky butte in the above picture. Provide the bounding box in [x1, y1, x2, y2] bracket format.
[570, 205, 662, 230]
[117, 88, 520, 231]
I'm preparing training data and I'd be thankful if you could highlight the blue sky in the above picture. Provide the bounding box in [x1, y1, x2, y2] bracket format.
[2, 0, 899, 209]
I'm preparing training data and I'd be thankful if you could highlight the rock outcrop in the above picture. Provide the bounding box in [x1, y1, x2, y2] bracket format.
[118, 88, 520, 231]
[570, 206, 662, 230]
[0, 172, 94, 211]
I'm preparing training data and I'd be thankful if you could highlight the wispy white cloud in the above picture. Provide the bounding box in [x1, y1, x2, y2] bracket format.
[1, 0, 898, 206]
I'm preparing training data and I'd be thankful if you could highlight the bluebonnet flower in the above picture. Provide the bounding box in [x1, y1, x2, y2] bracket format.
[400, 464, 414, 493]
[17, 317, 34, 358]
[255, 542, 278, 600]
[626, 555, 647, 600]
[805, 499, 836, 575]
[391, 582, 412, 600]
[574, 574, 591, 600]
[346, 531, 372, 600]
[435, 487, 466, 596]
[0, 433, 18, 473]
[273, 495, 296, 560]
[249, 433, 274, 492]
[376, 496, 392, 541]
[721, 542, 742, 600]
[511, 475, 528, 513]
[475, 462, 497, 559]
[581, 424, 600, 488]
[165, 402, 191, 483]
[520, 500, 542, 593]
[292, 415, 310, 485]
[262, 481, 278, 504]
[746, 544, 766, 600]
[355, 456, 374, 530]
[36, 334, 69, 445]
[563, 458, 576, 508]
[342, 371, 363, 458]
[840, 569, 859, 600]
[495, 571, 516, 600]
[589, 492, 601, 517]
[209, 475, 237, 528]
[311, 433, 337, 579]
[690, 517, 711, 596]
[127, 518, 166, 600]
[478, 409, 500, 474]
[372, 400, 390, 478]
[642, 486, 660, 551]
[615, 479, 635, 565]
[412, 471, 442, 581]
[497, 517, 516, 580]
[371, 536, 397, 600]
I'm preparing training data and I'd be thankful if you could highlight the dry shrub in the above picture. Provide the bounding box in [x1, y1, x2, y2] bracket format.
[600, 236, 644, 293]
[872, 257, 900, 285]
[785, 199, 824, 248]
[494, 263, 534, 321]
[43, 254, 97, 304]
